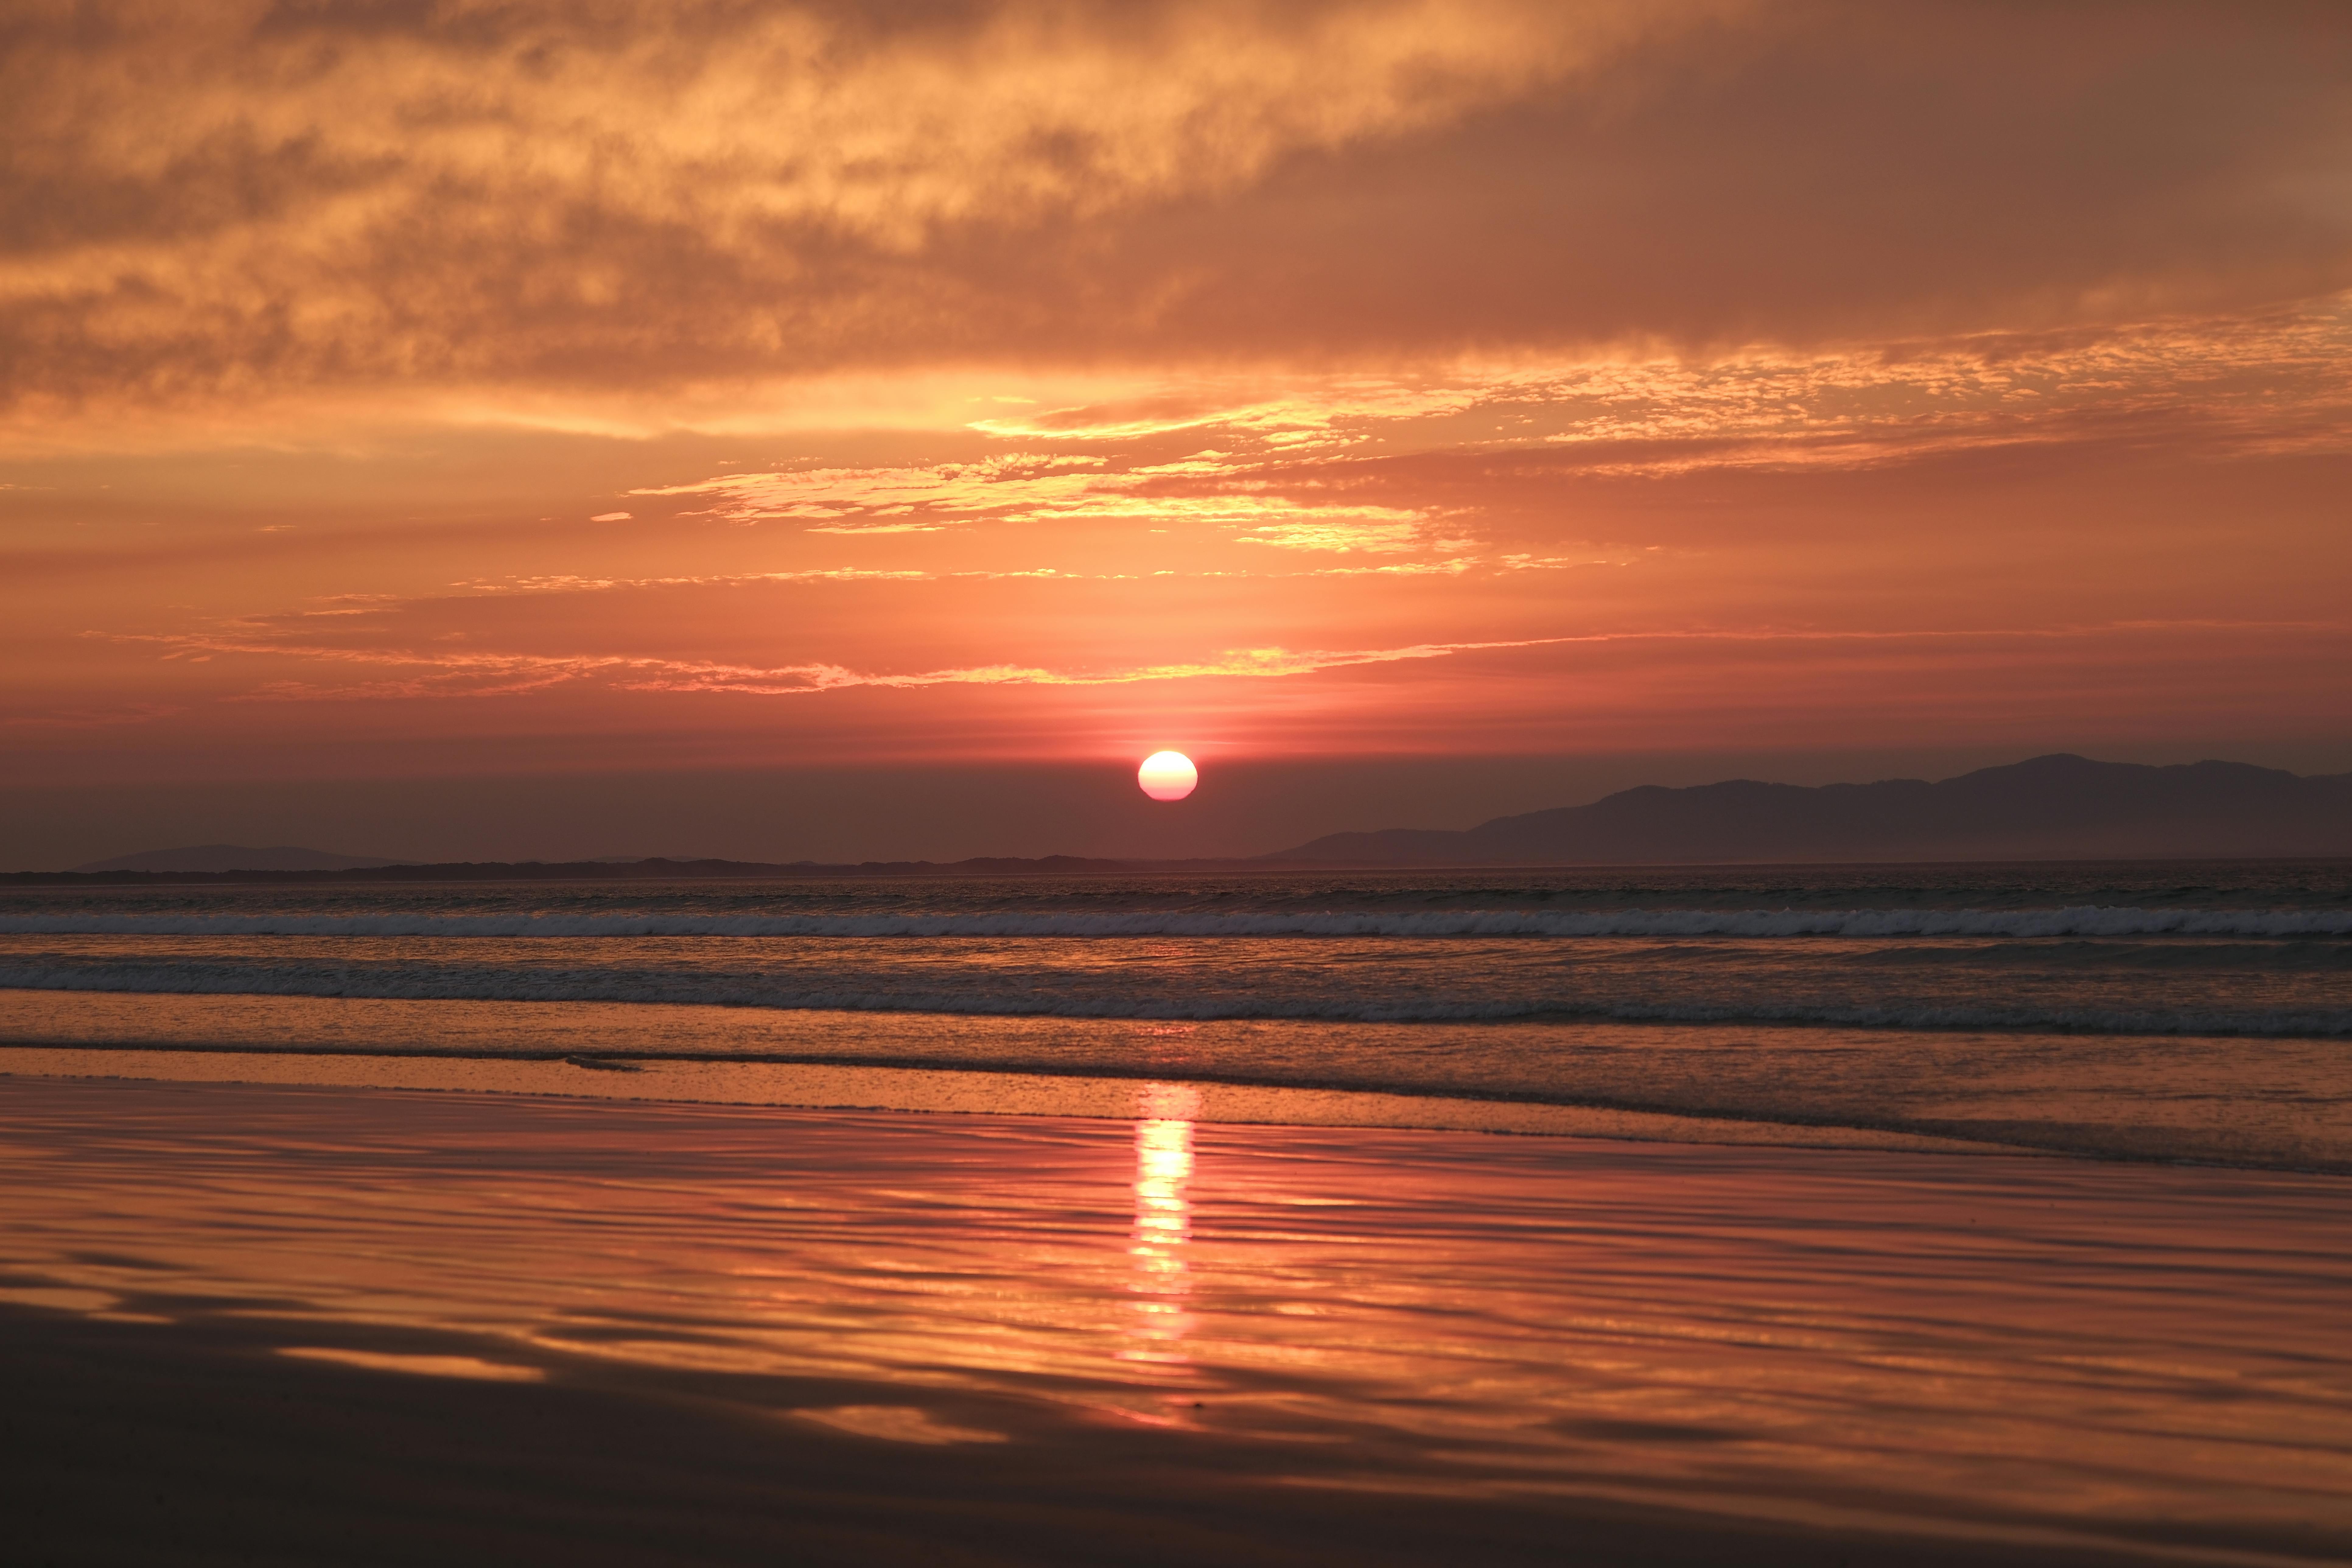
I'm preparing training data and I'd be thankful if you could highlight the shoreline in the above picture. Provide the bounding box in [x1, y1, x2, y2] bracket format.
[0, 1045, 2030, 1159]
[3, 984, 2347, 1172]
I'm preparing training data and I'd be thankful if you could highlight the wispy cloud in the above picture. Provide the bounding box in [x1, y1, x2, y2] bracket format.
[637, 454, 1454, 553]
[445, 569, 936, 595]
[102, 618, 2345, 709]
[0, 0, 1680, 417]
[0, 702, 186, 730]
[102, 629, 1593, 704]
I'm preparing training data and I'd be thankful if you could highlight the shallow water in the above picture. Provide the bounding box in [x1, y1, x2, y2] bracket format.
[3, 865, 2348, 1036]
[5, 992, 2349, 1169]
[1, 861, 2347, 1168]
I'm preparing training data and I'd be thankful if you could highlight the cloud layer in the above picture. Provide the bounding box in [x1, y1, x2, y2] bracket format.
[5, 0, 2349, 426]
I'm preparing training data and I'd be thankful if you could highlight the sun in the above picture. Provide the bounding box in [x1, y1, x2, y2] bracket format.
[1137, 751, 1198, 801]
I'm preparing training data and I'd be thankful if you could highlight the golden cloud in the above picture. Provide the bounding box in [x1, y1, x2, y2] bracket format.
[9, 0, 2344, 435]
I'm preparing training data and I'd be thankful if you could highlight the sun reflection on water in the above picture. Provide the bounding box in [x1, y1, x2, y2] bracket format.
[6, 1077, 2349, 1550]
[1123, 1082, 1198, 1375]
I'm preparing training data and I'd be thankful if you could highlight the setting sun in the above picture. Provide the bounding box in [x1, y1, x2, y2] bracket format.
[1137, 752, 1198, 802]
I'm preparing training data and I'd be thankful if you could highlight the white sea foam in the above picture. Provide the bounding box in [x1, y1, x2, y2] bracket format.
[2, 906, 2349, 940]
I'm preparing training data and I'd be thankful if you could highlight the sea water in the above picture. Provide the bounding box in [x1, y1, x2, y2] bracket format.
[4, 863, 2350, 1558]
[2, 860, 2345, 1168]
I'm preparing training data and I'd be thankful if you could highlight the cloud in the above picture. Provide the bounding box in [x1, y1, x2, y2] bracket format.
[0, 0, 1679, 415]
[636, 459, 1115, 523]
[103, 625, 1597, 704]
[612, 298, 2352, 564]
[446, 569, 936, 595]
[639, 453, 1453, 551]
[5, 1, 2346, 428]
[107, 614, 2347, 712]
[1234, 516, 1431, 553]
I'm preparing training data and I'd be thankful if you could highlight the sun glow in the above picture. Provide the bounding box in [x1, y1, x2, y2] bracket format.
[1137, 751, 1199, 801]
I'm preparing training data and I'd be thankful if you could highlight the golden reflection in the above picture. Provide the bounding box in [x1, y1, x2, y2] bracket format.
[789, 1405, 1008, 1446]
[1122, 1082, 1198, 1372]
[7, 1076, 2351, 1550]
[277, 1347, 544, 1383]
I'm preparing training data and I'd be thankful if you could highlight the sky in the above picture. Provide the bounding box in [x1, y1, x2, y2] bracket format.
[4, 0, 2350, 867]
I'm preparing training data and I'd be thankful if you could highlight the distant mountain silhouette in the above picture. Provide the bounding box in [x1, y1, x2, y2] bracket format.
[1273, 755, 2352, 866]
[68, 844, 407, 874]
[30, 758, 2351, 879]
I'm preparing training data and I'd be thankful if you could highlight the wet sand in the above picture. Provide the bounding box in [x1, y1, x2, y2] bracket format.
[3, 1304, 2228, 1568]
[2, 1073, 2347, 1565]
[9, 986, 2352, 1168]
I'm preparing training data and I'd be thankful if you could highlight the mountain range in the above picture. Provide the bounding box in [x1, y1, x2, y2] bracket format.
[34, 755, 2352, 879]
[1273, 754, 2352, 866]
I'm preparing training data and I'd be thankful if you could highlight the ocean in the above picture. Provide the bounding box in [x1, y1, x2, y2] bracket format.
[2, 859, 2346, 1169]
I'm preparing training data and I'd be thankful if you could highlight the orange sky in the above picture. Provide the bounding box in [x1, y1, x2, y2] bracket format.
[3, 1, 2349, 864]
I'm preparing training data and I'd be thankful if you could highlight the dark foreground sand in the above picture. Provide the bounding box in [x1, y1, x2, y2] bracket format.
[2, 1073, 2347, 1566]
[4, 1302, 2204, 1568]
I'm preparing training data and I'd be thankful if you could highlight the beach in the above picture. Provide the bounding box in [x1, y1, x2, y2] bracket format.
[4, 1068, 2347, 1565]
[3, 863, 2347, 1562]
